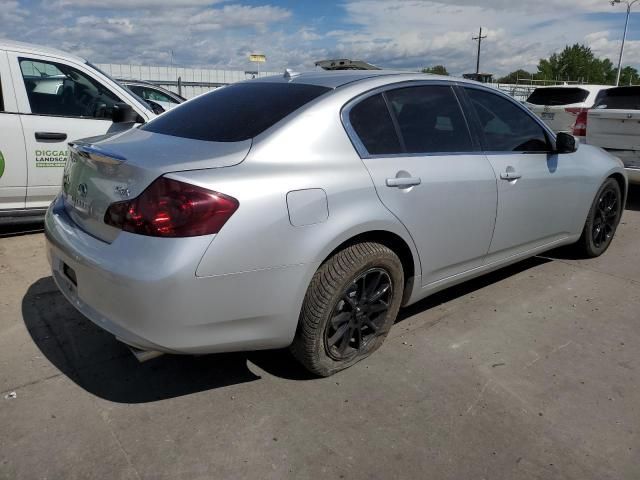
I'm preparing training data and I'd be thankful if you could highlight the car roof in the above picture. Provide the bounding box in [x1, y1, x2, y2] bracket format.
[0, 39, 86, 64]
[252, 70, 475, 89]
[531, 84, 610, 91]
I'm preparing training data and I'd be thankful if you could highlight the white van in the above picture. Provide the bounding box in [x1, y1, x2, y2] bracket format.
[587, 86, 640, 184]
[0, 40, 155, 224]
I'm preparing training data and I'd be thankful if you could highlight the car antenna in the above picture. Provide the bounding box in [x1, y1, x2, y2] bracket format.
[284, 68, 300, 79]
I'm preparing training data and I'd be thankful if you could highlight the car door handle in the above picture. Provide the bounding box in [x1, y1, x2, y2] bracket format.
[386, 177, 422, 188]
[35, 132, 67, 141]
[500, 171, 522, 181]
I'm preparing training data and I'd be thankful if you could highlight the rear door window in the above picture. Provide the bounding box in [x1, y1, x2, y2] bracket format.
[142, 82, 331, 142]
[466, 88, 550, 152]
[593, 87, 640, 110]
[526, 88, 590, 106]
[385, 85, 474, 154]
[348, 93, 402, 155]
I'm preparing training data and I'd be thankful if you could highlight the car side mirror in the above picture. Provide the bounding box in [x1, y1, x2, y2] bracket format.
[112, 103, 139, 123]
[555, 132, 577, 154]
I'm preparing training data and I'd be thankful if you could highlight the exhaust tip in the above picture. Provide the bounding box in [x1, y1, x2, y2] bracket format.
[127, 345, 164, 363]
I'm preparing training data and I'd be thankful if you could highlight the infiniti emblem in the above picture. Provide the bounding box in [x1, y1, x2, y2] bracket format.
[77, 183, 88, 198]
[114, 185, 130, 198]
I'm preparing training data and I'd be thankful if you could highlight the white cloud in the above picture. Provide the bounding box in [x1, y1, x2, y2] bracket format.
[2, 0, 637, 77]
[329, 0, 635, 75]
[49, 0, 226, 8]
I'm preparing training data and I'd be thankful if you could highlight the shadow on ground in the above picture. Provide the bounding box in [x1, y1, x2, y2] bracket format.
[626, 185, 640, 212]
[22, 277, 319, 403]
[24, 256, 551, 403]
[0, 221, 44, 238]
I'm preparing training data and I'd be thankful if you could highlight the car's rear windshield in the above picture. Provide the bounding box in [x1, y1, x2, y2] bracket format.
[593, 87, 640, 110]
[526, 88, 590, 106]
[141, 82, 332, 142]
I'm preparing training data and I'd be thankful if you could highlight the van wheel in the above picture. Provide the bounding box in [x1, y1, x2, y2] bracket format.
[291, 242, 404, 377]
[574, 178, 623, 258]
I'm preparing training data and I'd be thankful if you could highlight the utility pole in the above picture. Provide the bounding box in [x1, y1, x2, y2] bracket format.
[473, 27, 487, 75]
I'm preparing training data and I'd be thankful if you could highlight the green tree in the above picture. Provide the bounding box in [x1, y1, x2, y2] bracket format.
[497, 69, 535, 83]
[422, 65, 449, 76]
[536, 44, 615, 84]
[619, 66, 639, 85]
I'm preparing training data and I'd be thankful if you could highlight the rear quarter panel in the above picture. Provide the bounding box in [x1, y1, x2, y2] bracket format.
[171, 93, 420, 280]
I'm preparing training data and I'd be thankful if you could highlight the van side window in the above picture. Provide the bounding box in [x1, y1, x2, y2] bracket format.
[19, 58, 122, 119]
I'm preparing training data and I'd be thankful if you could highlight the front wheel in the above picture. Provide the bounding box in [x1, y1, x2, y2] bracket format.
[291, 242, 404, 377]
[574, 178, 623, 258]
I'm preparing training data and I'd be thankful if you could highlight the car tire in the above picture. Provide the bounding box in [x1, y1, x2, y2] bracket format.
[574, 178, 623, 258]
[291, 242, 404, 377]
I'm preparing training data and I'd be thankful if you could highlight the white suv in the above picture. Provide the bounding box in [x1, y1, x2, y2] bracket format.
[525, 85, 610, 142]
[0, 40, 155, 225]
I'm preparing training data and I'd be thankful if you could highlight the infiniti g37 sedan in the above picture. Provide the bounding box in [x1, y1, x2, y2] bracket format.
[45, 71, 627, 376]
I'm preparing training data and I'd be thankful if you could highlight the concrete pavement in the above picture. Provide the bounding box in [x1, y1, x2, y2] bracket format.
[1, 186, 639, 479]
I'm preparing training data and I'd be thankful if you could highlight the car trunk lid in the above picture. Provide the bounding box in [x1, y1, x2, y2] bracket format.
[61, 128, 251, 243]
[587, 109, 640, 151]
[527, 104, 582, 133]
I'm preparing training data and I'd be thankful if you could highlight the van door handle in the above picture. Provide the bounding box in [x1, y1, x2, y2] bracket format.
[35, 132, 67, 141]
[500, 171, 522, 181]
[386, 177, 422, 188]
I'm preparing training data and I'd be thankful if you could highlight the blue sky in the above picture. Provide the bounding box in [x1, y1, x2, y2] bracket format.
[1, 0, 639, 76]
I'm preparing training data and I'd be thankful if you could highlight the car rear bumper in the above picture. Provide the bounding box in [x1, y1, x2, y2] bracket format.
[45, 195, 311, 354]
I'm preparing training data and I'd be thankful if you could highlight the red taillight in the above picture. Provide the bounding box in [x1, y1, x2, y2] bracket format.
[104, 177, 239, 237]
[566, 107, 588, 137]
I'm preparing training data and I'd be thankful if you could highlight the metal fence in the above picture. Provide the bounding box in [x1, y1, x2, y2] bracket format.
[95, 63, 280, 99]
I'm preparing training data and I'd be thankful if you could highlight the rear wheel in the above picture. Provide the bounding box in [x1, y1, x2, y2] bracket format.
[574, 178, 623, 258]
[291, 242, 404, 377]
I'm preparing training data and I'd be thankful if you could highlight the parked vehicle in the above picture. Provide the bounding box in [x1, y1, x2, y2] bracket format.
[118, 79, 185, 113]
[45, 71, 626, 376]
[0, 40, 156, 224]
[525, 85, 610, 142]
[587, 86, 640, 184]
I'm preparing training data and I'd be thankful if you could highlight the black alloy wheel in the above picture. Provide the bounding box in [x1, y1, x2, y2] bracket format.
[324, 268, 393, 361]
[574, 178, 623, 258]
[592, 188, 619, 249]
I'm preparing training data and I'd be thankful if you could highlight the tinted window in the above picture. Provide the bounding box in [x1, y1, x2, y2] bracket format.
[20, 58, 122, 118]
[527, 88, 589, 106]
[594, 87, 640, 110]
[0, 75, 4, 111]
[466, 88, 550, 152]
[142, 82, 330, 142]
[386, 86, 473, 154]
[349, 94, 401, 155]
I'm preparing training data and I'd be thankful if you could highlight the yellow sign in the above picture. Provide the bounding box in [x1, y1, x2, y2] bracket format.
[249, 54, 266, 63]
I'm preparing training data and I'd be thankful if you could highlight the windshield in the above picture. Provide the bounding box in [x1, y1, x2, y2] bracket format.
[142, 82, 331, 142]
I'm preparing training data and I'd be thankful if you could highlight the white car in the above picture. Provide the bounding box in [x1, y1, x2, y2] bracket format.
[0, 40, 155, 225]
[525, 85, 610, 142]
[587, 86, 640, 184]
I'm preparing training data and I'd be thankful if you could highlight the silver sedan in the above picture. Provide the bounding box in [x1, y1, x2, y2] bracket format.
[45, 71, 627, 376]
